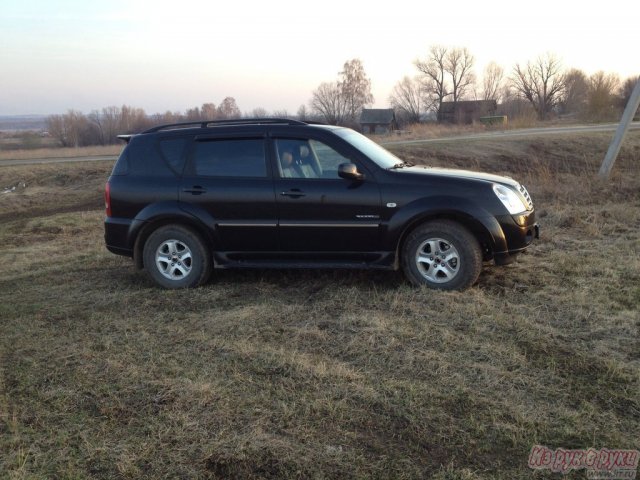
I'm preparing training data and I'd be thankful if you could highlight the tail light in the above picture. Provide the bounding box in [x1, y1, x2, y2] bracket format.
[105, 181, 112, 217]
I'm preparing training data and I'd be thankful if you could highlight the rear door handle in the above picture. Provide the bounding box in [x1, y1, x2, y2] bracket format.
[183, 186, 207, 195]
[280, 190, 305, 198]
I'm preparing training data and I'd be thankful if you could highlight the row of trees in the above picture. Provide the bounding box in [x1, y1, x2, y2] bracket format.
[47, 97, 241, 147]
[385, 46, 639, 124]
[49, 60, 378, 147]
[47, 51, 638, 147]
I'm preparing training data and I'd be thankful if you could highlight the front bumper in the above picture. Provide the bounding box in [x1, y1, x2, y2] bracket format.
[493, 211, 539, 265]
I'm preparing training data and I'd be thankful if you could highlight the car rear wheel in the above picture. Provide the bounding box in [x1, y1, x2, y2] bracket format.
[143, 225, 211, 289]
[401, 220, 482, 290]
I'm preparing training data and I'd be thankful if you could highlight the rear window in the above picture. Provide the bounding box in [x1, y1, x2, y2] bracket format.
[193, 139, 266, 177]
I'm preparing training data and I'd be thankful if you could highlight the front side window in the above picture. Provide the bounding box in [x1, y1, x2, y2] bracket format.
[193, 139, 266, 177]
[275, 138, 352, 179]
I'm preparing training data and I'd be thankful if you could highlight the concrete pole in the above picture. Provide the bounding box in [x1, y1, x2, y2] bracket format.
[599, 78, 640, 178]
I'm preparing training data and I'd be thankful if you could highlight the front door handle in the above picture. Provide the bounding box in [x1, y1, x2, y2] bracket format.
[280, 189, 305, 198]
[183, 185, 207, 195]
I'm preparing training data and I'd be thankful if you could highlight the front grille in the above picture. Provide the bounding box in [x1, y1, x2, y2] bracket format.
[519, 184, 534, 210]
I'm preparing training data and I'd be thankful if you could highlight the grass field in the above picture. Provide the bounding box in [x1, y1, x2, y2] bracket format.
[0, 144, 121, 162]
[1, 132, 638, 479]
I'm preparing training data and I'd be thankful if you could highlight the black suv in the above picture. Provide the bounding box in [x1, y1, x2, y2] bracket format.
[105, 119, 538, 290]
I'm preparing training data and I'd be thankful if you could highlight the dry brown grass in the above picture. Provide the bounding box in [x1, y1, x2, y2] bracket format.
[0, 145, 122, 162]
[0, 162, 112, 222]
[390, 123, 488, 141]
[370, 119, 536, 142]
[378, 115, 595, 142]
[1, 132, 638, 479]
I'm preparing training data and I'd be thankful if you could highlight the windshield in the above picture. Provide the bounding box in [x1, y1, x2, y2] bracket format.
[335, 129, 404, 169]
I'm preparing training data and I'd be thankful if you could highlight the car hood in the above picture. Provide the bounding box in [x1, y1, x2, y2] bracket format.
[397, 165, 520, 188]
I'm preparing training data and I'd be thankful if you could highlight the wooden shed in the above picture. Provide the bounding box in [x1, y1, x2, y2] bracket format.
[359, 109, 398, 134]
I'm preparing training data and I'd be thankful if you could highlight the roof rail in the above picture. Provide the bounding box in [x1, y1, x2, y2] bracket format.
[142, 118, 308, 134]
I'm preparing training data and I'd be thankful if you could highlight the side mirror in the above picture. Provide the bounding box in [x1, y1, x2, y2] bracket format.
[338, 163, 364, 181]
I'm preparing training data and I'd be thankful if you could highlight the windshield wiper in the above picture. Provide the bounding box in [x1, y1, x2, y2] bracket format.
[388, 161, 414, 169]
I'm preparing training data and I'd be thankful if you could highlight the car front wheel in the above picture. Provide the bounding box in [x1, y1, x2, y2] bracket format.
[143, 225, 211, 289]
[401, 220, 482, 290]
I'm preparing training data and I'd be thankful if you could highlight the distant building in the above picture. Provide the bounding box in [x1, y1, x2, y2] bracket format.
[359, 109, 398, 134]
[439, 100, 498, 124]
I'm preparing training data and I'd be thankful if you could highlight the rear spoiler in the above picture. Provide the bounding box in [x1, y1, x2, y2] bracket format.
[117, 134, 136, 144]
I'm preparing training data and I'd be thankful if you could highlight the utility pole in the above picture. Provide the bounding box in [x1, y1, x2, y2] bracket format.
[599, 78, 640, 178]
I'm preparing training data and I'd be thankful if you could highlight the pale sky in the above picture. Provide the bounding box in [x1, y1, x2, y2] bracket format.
[1, 0, 638, 115]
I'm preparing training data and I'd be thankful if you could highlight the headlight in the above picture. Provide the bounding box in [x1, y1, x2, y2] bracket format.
[493, 184, 527, 214]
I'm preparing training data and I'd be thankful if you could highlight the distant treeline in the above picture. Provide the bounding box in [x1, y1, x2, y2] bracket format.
[46, 97, 245, 147]
[45, 48, 640, 148]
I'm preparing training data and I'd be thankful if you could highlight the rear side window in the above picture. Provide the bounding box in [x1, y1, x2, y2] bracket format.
[126, 136, 174, 177]
[159, 138, 188, 173]
[193, 139, 266, 177]
[111, 145, 130, 175]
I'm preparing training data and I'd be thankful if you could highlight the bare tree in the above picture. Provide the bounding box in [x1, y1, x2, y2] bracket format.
[482, 62, 504, 102]
[185, 106, 202, 121]
[186, 103, 218, 121]
[248, 107, 268, 118]
[587, 71, 620, 119]
[102, 106, 122, 142]
[415, 45, 449, 120]
[310, 82, 348, 125]
[338, 59, 374, 123]
[88, 106, 122, 145]
[511, 53, 565, 120]
[498, 85, 536, 120]
[619, 75, 640, 109]
[88, 110, 106, 145]
[297, 104, 308, 121]
[119, 105, 149, 132]
[389, 76, 432, 124]
[151, 110, 183, 125]
[446, 47, 475, 103]
[46, 110, 95, 147]
[201, 103, 217, 120]
[217, 97, 241, 119]
[560, 68, 588, 115]
[307, 58, 373, 126]
[46, 115, 67, 147]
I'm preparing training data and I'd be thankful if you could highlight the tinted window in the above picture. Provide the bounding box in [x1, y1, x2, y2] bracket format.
[309, 140, 351, 177]
[111, 145, 129, 175]
[193, 139, 266, 177]
[159, 138, 188, 173]
[127, 136, 174, 176]
[275, 138, 351, 179]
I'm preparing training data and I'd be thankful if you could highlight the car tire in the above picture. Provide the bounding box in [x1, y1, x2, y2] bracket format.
[401, 220, 482, 290]
[143, 225, 211, 289]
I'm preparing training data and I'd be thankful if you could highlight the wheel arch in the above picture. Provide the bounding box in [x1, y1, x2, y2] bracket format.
[389, 197, 507, 268]
[129, 203, 216, 270]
